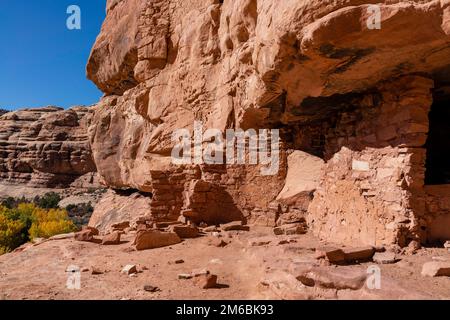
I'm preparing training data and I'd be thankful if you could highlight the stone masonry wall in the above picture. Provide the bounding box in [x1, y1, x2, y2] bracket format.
[425, 185, 450, 242]
[144, 148, 288, 225]
[308, 76, 433, 247]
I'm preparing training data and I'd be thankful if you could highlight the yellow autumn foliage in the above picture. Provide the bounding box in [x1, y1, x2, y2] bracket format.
[28, 206, 77, 239]
[0, 203, 77, 254]
[0, 214, 25, 254]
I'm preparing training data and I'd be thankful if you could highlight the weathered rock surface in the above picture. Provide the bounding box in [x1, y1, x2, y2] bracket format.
[206, 236, 229, 248]
[3, 1, 450, 302]
[89, 189, 153, 234]
[276, 151, 324, 221]
[315, 247, 346, 264]
[220, 221, 249, 231]
[373, 251, 399, 264]
[273, 223, 307, 236]
[85, 0, 450, 247]
[0, 106, 97, 188]
[83, 226, 100, 236]
[169, 225, 199, 239]
[87, 0, 450, 188]
[121, 264, 137, 275]
[343, 246, 375, 263]
[194, 274, 218, 289]
[134, 230, 182, 250]
[102, 231, 122, 245]
[1, 225, 449, 300]
[421, 261, 450, 277]
[296, 266, 367, 290]
[314, 245, 376, 264]
[75, 229, 96, 242]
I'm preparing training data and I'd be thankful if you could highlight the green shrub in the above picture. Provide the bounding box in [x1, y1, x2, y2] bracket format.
[1, 196, 29, 209]
[66, 202, 93, 216]
[1, 197, 17, 209]
[66, 202, 94, 228]
[33, 192, 61, 209]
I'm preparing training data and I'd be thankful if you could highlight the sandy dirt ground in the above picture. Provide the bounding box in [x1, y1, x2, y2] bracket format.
[0, 227, 449, 300]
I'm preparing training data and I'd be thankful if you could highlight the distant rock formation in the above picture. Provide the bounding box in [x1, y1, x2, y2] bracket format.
[0, 106, 98, 188]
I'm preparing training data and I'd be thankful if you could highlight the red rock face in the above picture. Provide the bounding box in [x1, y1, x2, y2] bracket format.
[86, 0, 450, 246]
[0, 106, 97, 188]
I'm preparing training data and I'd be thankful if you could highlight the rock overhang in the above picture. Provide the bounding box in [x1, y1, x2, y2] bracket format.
[84, 0, 450, 246]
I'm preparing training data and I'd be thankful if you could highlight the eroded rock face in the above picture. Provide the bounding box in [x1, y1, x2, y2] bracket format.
[88, 0, 450, 124]
[88, 189, 153, 234]
[87, 0, 450, 245]
[0, 106, 97, 188]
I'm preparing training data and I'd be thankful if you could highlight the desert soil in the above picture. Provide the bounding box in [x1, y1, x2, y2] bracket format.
[0, 227, 449, 300]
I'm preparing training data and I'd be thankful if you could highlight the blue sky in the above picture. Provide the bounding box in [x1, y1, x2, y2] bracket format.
[0, 0, 106, 110]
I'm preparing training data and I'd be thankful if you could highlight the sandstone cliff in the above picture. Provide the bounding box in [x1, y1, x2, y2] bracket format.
[86, 0, 450, 246]
[0, 106, 97, 188]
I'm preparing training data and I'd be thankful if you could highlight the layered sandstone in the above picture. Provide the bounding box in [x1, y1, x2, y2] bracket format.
[0, 106, 97, 188]
[87, 0, 450, 246]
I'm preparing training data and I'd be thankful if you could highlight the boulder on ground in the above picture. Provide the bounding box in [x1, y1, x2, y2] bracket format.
[143, 285, 160, 292]
[170, 225, 199, 239]
[82, 226, 99, 235]
[194, 274, 218, 289]
[134, 230, 181, 250]
[373, 252, 399, 264]
[421, 262, 450, 277]
[101, 231, 121, 245]
[91, 267, 104, 275]
[296, 266, 367, 290]
[315, 247, 346, 264]
[343, 246, 375, 262]
[220, 221, 249, 231]
[273, 223, 307, 236]
[121, 265, 137, 275]
[206, 236, 228, 247]
[74, 229, 96, 242]
[316, 246, 376, 264]
[111, 221, 130, 231]
[203, 226, 219, 233]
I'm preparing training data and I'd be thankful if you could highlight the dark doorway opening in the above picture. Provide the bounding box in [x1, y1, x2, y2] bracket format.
[425, 87, 450, 185]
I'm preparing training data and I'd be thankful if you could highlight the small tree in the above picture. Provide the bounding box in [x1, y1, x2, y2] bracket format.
[33, 192, 61, 209]
[28, 206, 77, 239]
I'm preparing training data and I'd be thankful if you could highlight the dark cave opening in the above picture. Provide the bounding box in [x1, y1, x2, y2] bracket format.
[425, 87, 450, 185]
